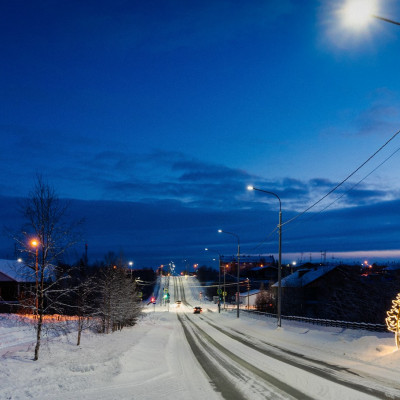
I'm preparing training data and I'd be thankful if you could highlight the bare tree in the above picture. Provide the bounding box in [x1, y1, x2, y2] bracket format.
[14, 176, 81, 360]
[255, 283, 273, 312]
[93, 261, 142, 334]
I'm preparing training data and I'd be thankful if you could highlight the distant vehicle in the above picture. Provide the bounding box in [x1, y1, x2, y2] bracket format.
[176, 300, 182, 307]
[193, 306, 202, 314]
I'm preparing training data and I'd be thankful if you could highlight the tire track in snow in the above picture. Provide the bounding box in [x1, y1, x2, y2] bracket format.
[177, 278, 311, 398]
[179, 313, 313, 400]
[198, 315, 400, 400]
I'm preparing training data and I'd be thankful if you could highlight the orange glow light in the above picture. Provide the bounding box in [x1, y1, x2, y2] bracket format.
[31, 239, 38, 247]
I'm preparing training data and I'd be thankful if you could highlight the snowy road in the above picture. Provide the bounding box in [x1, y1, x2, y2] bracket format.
[175, 276, 400, 400]
[1, 275, 400, 400]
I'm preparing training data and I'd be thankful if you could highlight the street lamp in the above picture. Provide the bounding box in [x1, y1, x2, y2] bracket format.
[30, 239, 39, 315]
[247, 185, 283, 327]
[128, 261, 133, 279]
[205, 247, 222, 313]
[341, 0, 400, 28]
[218, 229, 240, 318]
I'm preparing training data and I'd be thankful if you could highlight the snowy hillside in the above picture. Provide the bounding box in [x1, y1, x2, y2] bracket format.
[1, 276, 400, 399]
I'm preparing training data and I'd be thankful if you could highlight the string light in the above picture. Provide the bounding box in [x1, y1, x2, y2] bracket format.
[386, 293, 400, 349]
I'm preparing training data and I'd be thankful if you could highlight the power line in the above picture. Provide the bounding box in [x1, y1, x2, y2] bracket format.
[282, 128, 400, 227]
[250, 129, 400, 254]
[252, 226, 278, 251]
[280, 144, 400, 237]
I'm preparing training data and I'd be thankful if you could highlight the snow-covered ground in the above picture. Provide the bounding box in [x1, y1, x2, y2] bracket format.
[1, 276, 399, 400]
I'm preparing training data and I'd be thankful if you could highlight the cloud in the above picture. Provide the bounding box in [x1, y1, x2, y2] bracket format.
[355, 104, 400, 137]
[2, 194, 400, 267]
[346, 89, 400, 137]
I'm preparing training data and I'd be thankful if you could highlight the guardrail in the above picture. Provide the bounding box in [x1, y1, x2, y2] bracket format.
[227, 308, 387, 332]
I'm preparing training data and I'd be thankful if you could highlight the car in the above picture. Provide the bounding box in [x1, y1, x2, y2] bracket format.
[176, 300, 181, 307]
[193, 306, 202, 314]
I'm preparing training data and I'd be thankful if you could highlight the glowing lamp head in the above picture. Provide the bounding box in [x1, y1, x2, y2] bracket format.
[30, 239, 38, 247]
[341, 0, 377, 29]
[218, 229, 222, 233]
[247, 185, 254, 191]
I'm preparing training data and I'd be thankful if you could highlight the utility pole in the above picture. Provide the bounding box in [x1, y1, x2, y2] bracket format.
[247, 278, 250, 310]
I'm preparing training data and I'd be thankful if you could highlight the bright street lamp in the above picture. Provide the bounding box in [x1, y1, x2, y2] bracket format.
[128, 261, 134, 279]
[247, 185, 283, 327]
[218, 229, 240, 318]
[341, 0, 400, 28]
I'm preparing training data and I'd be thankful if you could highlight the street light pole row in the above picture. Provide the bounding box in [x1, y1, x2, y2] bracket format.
[218, 229, 240, 318]
[205, 248, 222, 313]
[217, 187, 282, 325]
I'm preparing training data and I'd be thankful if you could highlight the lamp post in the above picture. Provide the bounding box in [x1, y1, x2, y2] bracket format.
[128, 261, 133, 279]
[218, 229, 240, 318]
[246, 278, 250, 310]
[30, 239, 39, 315]
[223, 262, 228, 310]
[205, 248, 222, 313]
[247, 185, 282, 327]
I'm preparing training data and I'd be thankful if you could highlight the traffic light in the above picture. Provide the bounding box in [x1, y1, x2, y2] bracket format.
[151, 297, 155, 303]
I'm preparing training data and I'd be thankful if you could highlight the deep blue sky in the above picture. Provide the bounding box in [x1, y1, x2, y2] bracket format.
[1, 0, 400, 268]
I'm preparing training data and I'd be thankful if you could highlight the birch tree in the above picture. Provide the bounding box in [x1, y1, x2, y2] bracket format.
[14, 176, 81, 360]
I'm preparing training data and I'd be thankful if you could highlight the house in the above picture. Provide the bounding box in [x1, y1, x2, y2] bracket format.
[0, 259, 36, 312]
[239, 289, 260, 309]
[271, 264, 339, 317]
[220, 254, 276, 280]
[383, 264, 400, 280]
[247, 265, 277, 281]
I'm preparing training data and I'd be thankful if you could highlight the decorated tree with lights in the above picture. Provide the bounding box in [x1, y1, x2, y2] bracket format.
[386, 293, 400, 349]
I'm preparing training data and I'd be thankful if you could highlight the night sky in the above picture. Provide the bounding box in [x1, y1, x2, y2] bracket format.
[1, 0, 400, 269]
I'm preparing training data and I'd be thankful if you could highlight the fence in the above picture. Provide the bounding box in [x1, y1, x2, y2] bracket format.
[225, 308, 387, 332]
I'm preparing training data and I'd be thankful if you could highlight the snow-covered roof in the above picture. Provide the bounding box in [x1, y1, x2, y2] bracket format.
[383, 265, 400, 271]
[250, 265, 276, 272]
[272, 265, 337, 288]
[239, 289, 260, 297]
[0, 259, 36, 283]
